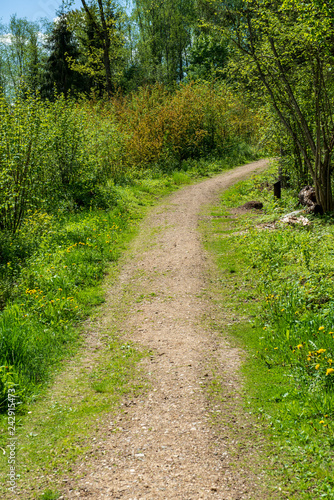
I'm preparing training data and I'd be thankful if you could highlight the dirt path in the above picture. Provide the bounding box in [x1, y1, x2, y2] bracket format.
[64, 160, 270, 499]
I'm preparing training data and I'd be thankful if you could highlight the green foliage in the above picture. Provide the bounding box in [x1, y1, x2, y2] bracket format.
[213, 167, 334, 497]
[0, 83, 258, 235]
[42, 13, 87, 99]
[0, 205, 131, 411]
[67, 0, 127, 95]
[0, 15, 46, 96]
[0, 365, 22, 405]
[220, 0, 334, 211]
[114, 81, 259, 170]
[187, 32, 228, 81]
[133, 0, 195, 85]
[0, 93, 51, 233]
[0, 92, 127, 233]
[0, 79, 260, 411]
[39, 490, 60, 500]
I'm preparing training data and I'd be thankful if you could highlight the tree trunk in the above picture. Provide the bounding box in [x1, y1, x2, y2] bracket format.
[97, 0, 113, 96]
[314, 158, 333, 212]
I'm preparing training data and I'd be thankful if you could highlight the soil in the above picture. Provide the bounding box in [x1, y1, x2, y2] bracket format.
[60, 160, 274, 499]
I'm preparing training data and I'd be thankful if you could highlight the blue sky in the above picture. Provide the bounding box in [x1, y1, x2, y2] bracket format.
[0, 0, 84, 25]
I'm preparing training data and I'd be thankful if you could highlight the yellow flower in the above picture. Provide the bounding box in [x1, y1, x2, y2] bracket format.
[315, 364, 320, 370]
[326, 368, 334, 375]
[297, 344, 303, 350]
[319, 326, 325, 331]
[319, 420, 325, 424]
[317, 349, 326, 354]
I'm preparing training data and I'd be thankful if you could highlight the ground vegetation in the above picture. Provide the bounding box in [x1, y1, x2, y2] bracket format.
[206, 166, 334, 497]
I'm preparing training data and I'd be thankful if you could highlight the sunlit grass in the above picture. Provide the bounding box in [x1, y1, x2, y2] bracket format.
[205, 164, 334, 498]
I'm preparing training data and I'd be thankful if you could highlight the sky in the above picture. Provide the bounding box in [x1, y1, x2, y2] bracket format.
[0, 0, 84, 25]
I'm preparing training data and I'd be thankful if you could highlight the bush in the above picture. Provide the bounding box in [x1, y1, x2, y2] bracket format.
[0, 94, 52, 233]
[113, 81, 259, 171]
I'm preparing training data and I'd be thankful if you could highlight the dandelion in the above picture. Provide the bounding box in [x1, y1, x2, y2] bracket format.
[319, 420, 325, 424]
[319, 326, 325, 331]
[326, 368, 334, 375]
[297, 344, 303, 350]
[317, 348, 326, 354]
[315, 364, 320, 370]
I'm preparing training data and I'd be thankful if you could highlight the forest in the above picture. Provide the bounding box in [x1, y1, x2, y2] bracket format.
[0, 0, 264, 412]
[1, 0, 334, 497]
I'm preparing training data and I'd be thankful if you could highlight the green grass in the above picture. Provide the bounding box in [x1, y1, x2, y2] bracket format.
[0, 151, 263, 498]
[0, 150, 262, 411]
[203, 161, 334, 498]
[38, 490, 60, 500]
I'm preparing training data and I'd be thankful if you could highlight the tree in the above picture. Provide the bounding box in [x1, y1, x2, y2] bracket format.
[219, 0, 334, 212]
[42, 13, 85, 99]
[187, 31, 228, 81]
[0, 30, 8, 94]
[0, 16, 45, 95]
[76, 0, 125, 95]
[133, 0, 195, 85]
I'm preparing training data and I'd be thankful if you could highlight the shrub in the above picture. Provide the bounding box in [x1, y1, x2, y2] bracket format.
[0, 94, 52, 233]
[113, 81, 259, 171]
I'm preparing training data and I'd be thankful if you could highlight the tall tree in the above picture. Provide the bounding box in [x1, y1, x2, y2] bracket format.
[77, 0, 125, 95]
[187, 32, 228, 80]
[134, 0, 195, 85]
[219, 0, 334, 212]
[0, 26, 8, 94]
[0, 16, 45, 95]
[42, 13, 85, 99]
[186, 0, 229, 80]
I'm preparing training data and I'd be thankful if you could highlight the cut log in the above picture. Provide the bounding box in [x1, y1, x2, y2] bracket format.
[298, 186, 323, 214]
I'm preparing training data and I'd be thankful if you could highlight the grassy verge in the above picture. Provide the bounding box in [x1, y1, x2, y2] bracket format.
[203, 163, 334, 499]
[0, 151, 261, 499]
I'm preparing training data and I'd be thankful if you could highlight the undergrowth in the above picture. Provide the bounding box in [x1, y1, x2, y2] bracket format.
[0, 150, 261, 413]
[0, 154, 265, 498]
[206, 162, 334, 498]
